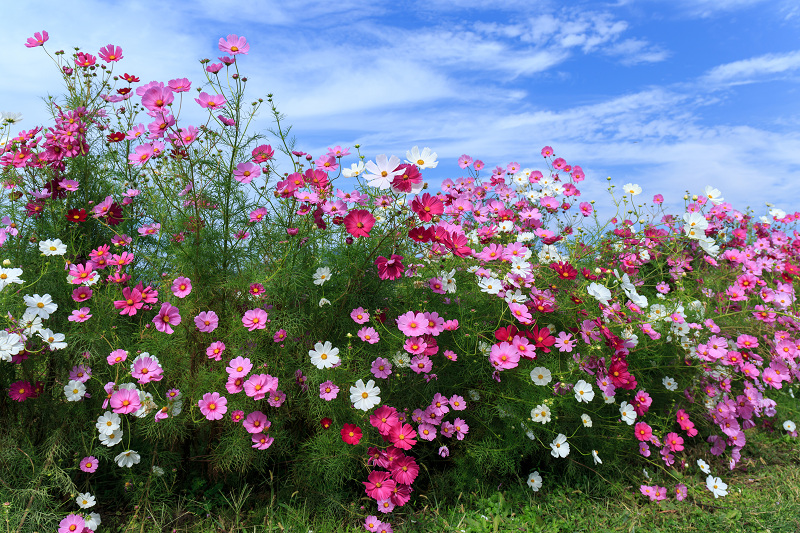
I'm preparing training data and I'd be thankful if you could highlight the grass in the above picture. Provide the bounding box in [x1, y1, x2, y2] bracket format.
[13, 429, 788, 533]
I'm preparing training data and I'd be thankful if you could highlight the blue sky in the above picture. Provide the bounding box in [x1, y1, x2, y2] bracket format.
[3, 0, 800, 219]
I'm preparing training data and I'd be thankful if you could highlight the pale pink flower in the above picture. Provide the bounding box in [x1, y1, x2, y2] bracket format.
[194, 311, 219, 332]
[195, 92, 226, 110]
[244, 374, 277, 400]
[319, 380, 339, 401]
[242, 308, 268, 331]
[227, 356, 253, 379]
[243, 411, 270, 434]
[218, 34, 250, 55]
[110, 388, 140, 414]
[68, 307, 92, 322]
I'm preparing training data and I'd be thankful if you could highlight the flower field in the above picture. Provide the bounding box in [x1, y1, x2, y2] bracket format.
[2, 32, 800, 533]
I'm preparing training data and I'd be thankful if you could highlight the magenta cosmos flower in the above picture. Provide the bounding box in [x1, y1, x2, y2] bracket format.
[110, 388, 141, 414]
[171, 276, 192, 298]
[98, 44, 123, 63]
[198, 392, 227, 421]
[242, 308, 268, 331]
[25, 31, 49, 48]
[374, 255, 404, 281]
[219, 34, 250, 55]
[194, 310, 219, 333]
[343, 209, 376, 238]
[153, 302, 181, 334]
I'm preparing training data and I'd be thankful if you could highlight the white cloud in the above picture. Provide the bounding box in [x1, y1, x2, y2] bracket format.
[702, 50, 800, 85]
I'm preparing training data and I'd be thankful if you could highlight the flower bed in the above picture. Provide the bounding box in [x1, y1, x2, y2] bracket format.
[2, 31, 799, 533]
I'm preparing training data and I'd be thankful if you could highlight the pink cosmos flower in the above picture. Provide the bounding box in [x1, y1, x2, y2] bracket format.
[359, 327, 380, 344]
[198, 392, 227, 421]
[98, 44, 123, 62]
[80, 456, 98, 473]
[319, 380, 339, 401]
[250, 208, 269, 222]
[107, 349, 128, 365]
[243, 411, 270, 434]
[665, 432, 685, 452]
[169, 78, 192, 92]
[252, 432, 274, 450]
[207, 341, 226, 360]
[195, 92, 227, 110]
[9, 381, 33, 402]
[234, 162, 261, 184]
[219, 34, 250, 55]
[227, 356, 253, 379]
[114, 287, 143, 316]
[128, 144, 154, 165]
[634, 422, 653, 442]
[404, 336, 427, 355]
[226, 376, 245, 394]
[396, 311, 426, 336]
[410, 355, 433, 374]
[68, 307, 92, 322]
[132, 356, 163, 384]
[389, 423, 417, 450]
[242, 308, 268, 331]
[58, 514, 85, 533]
[244, 374, 278, 400]
[489, 342, 520, 371]
[172, 276, 192, 298]
[153, 302, 181, 334]
[231, 410, 245, 423]
[351, 307, 370, 324]
[110, 388, 141, 414]
[371, 357, 392, 379]
[25, 31, 49, 48]
[194, 311, 219, 333]
[273, 329, 287, 343]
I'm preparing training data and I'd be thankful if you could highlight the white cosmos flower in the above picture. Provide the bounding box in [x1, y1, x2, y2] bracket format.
[581, 414, 593, 427]
[39, 239, 67, 256]
[341, 161, 366, 178]
[24, 293, 58, 319]
[592, 450, 602, 465]
[350, 379, 381, 411]
[318, 298, 331, 307]
[622, 183, 642, 196]
[99, 430, 123, 447]
[619, 401, 637, 425]
[0, 267, 24, 291]
[0, 331, 24, 362]
[309, 341, 341, 369]
[530, 367, 552, 385]
[64, 380, 85, 401]
[96, 411, 121, 435]
[587, 283, 612, 306]
[697, 458, 711, 474]
[38, 329, 67, 350]
[573, 380, 595, 403]
[152, 465, 165, 476]
[76, 492, 96, 509]
[115, 449, 141, 468]
[662, 376, 678, 391]
[313, 267, 331, 285]
[683, 212, 709, 239]
[784, 420, 796, 432]
[364, 154, 402, 189]
[478, 277, 502, 295]
[532, 404, 551, 424]
[704, 185, 723, 205]
[85, 513, 101, 530]
[405, 146, 438, 169]
[550, 433, 570, 458]
[526, 471, 542, 491]
[706, 475, 728, 498]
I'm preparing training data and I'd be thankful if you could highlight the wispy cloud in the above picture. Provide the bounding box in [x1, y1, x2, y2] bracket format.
[701, 50, 800, 85]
